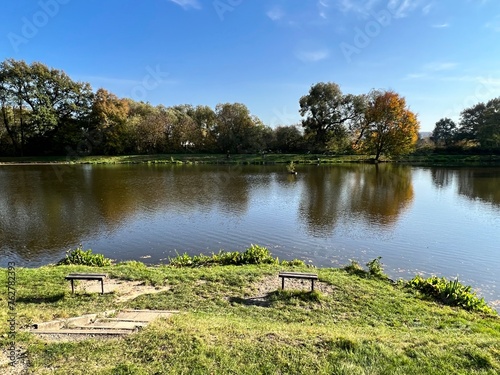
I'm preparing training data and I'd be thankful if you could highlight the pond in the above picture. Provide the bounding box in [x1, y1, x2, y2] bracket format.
[1, 163, 499, 307]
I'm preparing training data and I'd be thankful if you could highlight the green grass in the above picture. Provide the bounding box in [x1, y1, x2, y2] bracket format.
[0, 153, 377, 165]
[1, 261, 499, 374]
[2, 152, 499, 166]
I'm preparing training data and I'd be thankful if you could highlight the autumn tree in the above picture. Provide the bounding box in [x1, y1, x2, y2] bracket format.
[127, 102, 167, 154]
[90, 88, 130, 154]
[299, 82, 365, 153]
[431, 118, 457, 147]
[354, 90, 419, 161]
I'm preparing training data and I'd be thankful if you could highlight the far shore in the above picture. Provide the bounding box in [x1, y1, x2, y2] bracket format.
[1, 152, 500, 166]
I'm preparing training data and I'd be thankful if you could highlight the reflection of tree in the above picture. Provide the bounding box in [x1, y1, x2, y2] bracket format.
[299, 166, 353, 236]
[0, 164, 250, 263]
[298, 164, 414, 235]
[431, 168, 454, 189]
[456, 168, 500, 206]
[348, 164, 414, 226]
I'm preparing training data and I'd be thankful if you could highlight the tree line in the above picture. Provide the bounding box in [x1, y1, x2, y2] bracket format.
[431, 98, 500, 152]
[0, 58, 448, 160]
[0, 59, 310, 157]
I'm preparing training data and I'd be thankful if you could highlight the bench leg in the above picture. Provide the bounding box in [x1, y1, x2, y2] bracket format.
[101, 279, 104, 295]
[70, 280, 74, 294]
[281, 277, 285, 290]
[311, 279, 315, 292]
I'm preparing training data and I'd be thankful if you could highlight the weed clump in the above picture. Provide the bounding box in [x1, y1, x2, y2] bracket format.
[57, 245, 111, 267]
[406, 275, 496, 315]
[168, 244, 305, 268]
[342, 257, 388, 280]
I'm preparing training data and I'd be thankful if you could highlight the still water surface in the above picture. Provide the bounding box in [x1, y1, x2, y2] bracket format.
[1, 163, 499, 307]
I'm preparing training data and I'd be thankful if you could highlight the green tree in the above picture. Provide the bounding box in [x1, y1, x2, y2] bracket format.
[354, 90, 419, 161]
[431, 118, 457, 147]
[299, 82, 365, 152]
[214, 103, 258, 153]
[0, 59, 93, 155]
[185, 105, 218, 152]
[458, 98, 500, 149]
[273, 125, 304, 152]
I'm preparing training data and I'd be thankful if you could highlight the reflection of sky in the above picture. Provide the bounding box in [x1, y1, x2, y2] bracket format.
[1, 165, 499, 309]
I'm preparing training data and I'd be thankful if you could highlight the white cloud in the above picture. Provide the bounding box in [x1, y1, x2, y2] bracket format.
[295, 49, 329, 62]
[423, 62, 457, 72]
[486, 16, 500, 32]
[432, 23, 450, 28]
[421, 3, 433, 15]
[404, 62, 457, 80]
[337, 0, 379, 16]
[169, 0, 201, 10]
[388, 0, 434, 19]
[267, 7, 284, 21]
[336, 0, 432, 19]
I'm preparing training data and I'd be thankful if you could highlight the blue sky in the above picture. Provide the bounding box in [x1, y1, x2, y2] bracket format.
[2, 0, 500, 132]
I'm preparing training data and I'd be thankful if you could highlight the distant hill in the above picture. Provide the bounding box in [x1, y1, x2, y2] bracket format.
[419, 132, 431, 139]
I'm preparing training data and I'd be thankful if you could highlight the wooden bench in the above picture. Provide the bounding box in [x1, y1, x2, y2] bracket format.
[278, 272, 319, 291]
[65, 273, 107, 295]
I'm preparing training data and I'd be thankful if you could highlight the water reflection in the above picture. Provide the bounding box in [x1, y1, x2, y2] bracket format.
[430, 167, 500, 206]
[0, 165, 251, 263]
[1, 164, 499, 265]
[298, 164, 414, 236]
[456, 168, 500, 206]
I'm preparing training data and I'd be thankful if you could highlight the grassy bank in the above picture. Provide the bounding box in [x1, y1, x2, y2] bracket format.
[1, 152, 500, 166]
[1, 252, 499, 374]
[0, 153, 368, 165]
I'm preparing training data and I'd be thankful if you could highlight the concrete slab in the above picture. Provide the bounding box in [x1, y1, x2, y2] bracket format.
[34, 329, 132, 335]
[29, 310, 179, 338]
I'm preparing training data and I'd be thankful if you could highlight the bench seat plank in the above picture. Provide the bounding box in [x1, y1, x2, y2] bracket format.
[278, 272, 318, 279]
[278, 272, 319, 291]
[65, 274, 107, 294]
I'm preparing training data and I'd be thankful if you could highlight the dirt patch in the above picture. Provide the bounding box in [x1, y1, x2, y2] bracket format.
[250, 274, 335, 296]
[233, 274, 336, 306]
[72, 278, 170, 302]
[0, 348, 29, 375]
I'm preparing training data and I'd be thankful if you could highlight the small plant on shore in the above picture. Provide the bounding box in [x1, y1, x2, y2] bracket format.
[168, 245, 308, 268]
[406, 275, 496, 314]
[342, 257, 388, 280]
[366, 256, 388, 280]
[239, 244, 276, 264]
[280, 259, 306, 267]
[57, 245, 111, 267]
[342, 259, 365, 275]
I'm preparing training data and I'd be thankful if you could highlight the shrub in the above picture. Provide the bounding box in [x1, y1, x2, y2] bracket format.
[366, 256, 388, 280]
[406, 275, 496, 315]
[342, 259, 366, 276]
[342, 257, 388, 280]
[239, 244, 276, 265]
[57, 246, 111, 267]
[168, 245, 279, 268]
[280, 259, 306, 267]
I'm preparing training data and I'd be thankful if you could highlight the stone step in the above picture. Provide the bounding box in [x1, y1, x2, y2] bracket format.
[30, 309, 180, 338]
[99, 318, 151, 322]
[33, 329, 132, 335]
[70, 322, 146, 330]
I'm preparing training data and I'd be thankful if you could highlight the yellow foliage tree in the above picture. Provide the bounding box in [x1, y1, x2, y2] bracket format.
[353, 90, 419, 161]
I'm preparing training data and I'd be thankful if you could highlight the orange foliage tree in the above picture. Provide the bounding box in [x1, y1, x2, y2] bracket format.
[353, 90, 419, 161]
